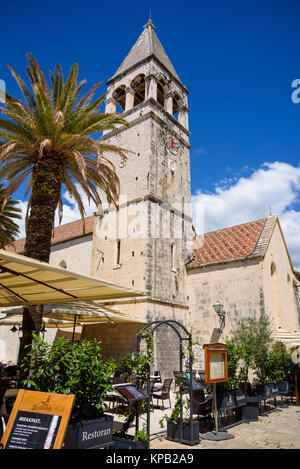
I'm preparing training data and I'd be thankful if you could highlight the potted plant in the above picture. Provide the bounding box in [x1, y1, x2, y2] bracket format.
[21, 335, 116, 449]
[113, 429, 148, 449]
[159, 377, 199, 446]
[255, 342, 297, 406]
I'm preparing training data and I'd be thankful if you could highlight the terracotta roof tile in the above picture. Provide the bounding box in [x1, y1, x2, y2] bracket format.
[190, 218, 267, 267]
[5, 216, 94, 254]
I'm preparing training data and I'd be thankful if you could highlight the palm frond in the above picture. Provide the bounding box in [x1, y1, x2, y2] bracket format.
[0, 54, 131, 251]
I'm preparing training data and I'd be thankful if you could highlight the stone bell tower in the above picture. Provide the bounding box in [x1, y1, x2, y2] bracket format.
[91, 20, 193, 329]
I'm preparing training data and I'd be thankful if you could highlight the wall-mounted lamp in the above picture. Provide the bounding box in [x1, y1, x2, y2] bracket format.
[213, 301, 226, 333]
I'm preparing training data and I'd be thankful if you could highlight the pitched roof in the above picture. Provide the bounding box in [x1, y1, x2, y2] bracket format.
[110, 20, 181, 83]
[5, 216, 94, 254]
[190, 217, 274, 268]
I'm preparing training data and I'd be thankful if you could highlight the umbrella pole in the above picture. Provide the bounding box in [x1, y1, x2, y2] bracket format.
[72, 313, 77, 342]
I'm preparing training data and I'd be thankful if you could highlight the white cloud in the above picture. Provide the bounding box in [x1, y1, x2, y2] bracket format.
[55, 186, 96, 226]
[192, 162, 300, 270]
[16, 200, 28, 239]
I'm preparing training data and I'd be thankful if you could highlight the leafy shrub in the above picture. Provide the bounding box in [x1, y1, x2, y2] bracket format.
[255, 341, 297, 384]
[220, 339, 245, 391]
[228, 312, 273, 389]
[21, 335, 116, 421]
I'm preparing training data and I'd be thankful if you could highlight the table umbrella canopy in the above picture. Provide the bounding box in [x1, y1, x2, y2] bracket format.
[0, 250, 144, 306]
[0, 301, 145, 325]
[0, 315, 75, 329]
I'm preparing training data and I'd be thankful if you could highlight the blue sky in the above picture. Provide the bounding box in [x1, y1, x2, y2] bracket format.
[1, 0, 300, 266]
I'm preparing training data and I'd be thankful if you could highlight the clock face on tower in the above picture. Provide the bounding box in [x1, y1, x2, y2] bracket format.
[167, 134, 179, 155]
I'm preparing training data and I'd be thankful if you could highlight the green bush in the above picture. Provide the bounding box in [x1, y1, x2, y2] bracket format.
[21, 335, 116, 422]
[220, 339, 245, 391]
[224, 313, 274, 391]
[255, 341, 297, 384]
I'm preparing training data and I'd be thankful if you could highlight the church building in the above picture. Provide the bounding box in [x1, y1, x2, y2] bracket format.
[2, 21, 300, 372]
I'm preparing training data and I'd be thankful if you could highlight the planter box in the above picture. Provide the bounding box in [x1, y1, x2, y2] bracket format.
[166, 420, 199, 446]
[234, 390, 247, 407]
[217, 392, 237, 411]
[63, 415, 114, 449]
[113, 436, 147, 449]
[270, 384, 279, 397]
[242, 397, 260, 422]
[256, 384, 272, 399]
[277, 381, 289, 394]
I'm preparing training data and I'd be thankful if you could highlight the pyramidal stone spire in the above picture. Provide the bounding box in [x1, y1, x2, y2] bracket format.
[109, 20, 181, 83]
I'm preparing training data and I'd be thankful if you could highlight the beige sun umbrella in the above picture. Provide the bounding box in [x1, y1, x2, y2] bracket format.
[0, 315, 75, 329]
[0, 300, 145, 340]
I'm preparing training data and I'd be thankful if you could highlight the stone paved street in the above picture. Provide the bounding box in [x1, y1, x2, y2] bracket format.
[149, 404, 300, 450]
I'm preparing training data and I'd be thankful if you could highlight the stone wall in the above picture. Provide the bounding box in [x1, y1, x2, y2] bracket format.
[50, 235, 93, 275]
[262, 221, 300, 333]
[187, 258, 264, 369]
[81, 322, 143, 362]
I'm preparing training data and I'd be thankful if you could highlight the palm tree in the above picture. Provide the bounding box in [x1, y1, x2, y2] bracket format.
[0, 183, 21, 247]
[0, 53, 129, 360]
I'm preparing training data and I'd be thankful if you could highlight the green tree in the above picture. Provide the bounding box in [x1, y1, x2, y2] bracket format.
[0, 54, 129, 361]
[0, 183, 21, 247]
[230, 312, 273, 389]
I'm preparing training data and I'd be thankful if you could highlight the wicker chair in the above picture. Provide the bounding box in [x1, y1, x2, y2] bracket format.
[191, 389, 213, 426]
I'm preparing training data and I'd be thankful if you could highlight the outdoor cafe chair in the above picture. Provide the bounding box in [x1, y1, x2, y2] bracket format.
[173, 371, 182, 392]
[190, 389, 213, 428]
[151, 378, 173, 409]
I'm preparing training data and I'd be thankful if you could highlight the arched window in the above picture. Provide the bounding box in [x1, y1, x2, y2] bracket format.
[131, 74, 145, 107]
[271, 262, 276, 276]
[113, 86, 126, 113]
[172, 92, 182, 119]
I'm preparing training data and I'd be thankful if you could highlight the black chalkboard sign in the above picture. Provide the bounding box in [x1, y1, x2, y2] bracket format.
[0, 389, 74, 450]
[114, 384, 148, 402]
[5, 410, 61, 449]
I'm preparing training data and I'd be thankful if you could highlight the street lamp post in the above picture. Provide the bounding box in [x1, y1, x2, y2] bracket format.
[213, 301, 226, 333]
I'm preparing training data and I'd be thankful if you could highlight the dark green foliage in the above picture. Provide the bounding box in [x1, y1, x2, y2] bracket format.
[227, 314, 296, 387]
[255, 341, 297, 384]
[229, 312, 273, 387]
[221, 339, 245, 391]
[0, 183, 21, 248]
[21, 335, 116, 421]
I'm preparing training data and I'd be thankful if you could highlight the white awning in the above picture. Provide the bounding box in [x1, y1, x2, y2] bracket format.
[0, 249, 144, 306]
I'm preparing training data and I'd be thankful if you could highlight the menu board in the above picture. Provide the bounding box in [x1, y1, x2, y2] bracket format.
[115, 384, 148, 402]
[0, 389, 74, 450]
[5, 410, 61, 449]
[204, 343, 228, 384]
[209, 353, 225, 380]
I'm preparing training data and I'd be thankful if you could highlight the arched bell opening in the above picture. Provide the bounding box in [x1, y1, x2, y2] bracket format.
[131, 74, 146, 107]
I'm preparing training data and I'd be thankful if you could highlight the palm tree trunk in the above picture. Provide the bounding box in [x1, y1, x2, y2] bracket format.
[19, 159, 61, 369]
